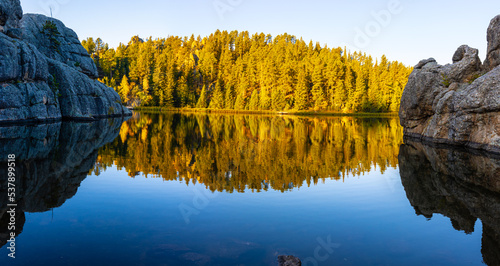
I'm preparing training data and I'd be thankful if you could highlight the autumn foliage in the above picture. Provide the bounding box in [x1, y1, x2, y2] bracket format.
[82, 31, 412, 112]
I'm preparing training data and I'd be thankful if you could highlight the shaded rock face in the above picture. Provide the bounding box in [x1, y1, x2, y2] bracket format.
[0, 0, 22, 32]
[399, 139, 500, 266]
[484, 15, 500, 71]
[0, 1, 131, 123]
[0, 117, 126, 248]
[399, 15, 500, 154]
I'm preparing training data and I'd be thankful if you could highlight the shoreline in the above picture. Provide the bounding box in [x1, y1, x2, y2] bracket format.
[131, 107, 400, 118]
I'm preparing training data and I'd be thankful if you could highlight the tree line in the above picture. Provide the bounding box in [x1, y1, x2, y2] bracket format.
[82, 30, 412, 112]
[93, 113, 403, 193]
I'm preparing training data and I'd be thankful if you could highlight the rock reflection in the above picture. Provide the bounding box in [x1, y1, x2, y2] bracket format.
[0, 118, 127, 248]
[399, 139, 500, 266]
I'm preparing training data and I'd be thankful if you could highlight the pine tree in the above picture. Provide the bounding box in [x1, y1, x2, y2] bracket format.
[343, 63, 355, 111]
[85, 34, 412, 112]
[224, 84, 235, 109]
[209, 79, 225, 109]
[271, 88, 285, 111]
[311, 57, 325, 110]
[118, 76, 131, 105]
[295, 65, 310, 110]
[139, 78, 152, 106]
[234, 77, 249, 110]
[196, 85, 208, 108]
[248, 89, 260, 110]
[234, 92, 245, 110]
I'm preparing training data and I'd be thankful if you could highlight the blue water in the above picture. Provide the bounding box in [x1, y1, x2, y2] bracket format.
[0, 113, 493, 265]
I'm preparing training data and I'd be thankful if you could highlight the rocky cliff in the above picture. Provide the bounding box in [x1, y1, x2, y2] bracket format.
[399, 15, 500, 154]
[0, 0, 131, 123]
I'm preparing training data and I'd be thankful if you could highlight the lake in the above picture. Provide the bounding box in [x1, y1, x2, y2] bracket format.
[0, 112, 498, 265]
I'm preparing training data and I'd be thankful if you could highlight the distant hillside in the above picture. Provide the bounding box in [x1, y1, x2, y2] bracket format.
[82, 31, 412, 112]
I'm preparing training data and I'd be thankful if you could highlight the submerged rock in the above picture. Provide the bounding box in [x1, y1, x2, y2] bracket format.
[0, 0, 130, 123]
[399, 15, 500, 154]
[278, 255, 301, 266]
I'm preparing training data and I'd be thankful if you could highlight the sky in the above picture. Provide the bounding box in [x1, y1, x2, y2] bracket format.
[20, 0, 500, 66]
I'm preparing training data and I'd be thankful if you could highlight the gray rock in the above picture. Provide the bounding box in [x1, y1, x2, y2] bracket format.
[415, 58, 437, 69]
[0, 33, 49, 83]
[0, 0, 130, 123]
[0, 33, 20, 81]
[400, 15, 500, 154]
[0, 0, 22, 32]
[278, 255, 301, 266]
[48, 59, 130, 119]
[20, 14, 98, 78]
[484, 15, 500, 71]
[448, 45, 482, 83]
[0, 82, 60, 123]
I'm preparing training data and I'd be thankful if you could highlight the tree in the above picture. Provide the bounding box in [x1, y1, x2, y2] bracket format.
[81, 37, 96, 56]
[177, 75, 190, 107]
[138, 79, 153, 106]
[271, 88, 285, 111]
[224, 84, 235, 109]
[248, 89, 260, 110]
[84, 33, 412, 112]
[196, 85, 208, 108]
[311, 57, 325, 110]
[118, 76, 131, 104]
[295, 64, 310, 110]
[209, 79, 225, 109]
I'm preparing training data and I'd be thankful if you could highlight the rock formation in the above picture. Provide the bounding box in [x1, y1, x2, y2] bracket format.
[399, 15, 500, 154]
[0, 0, 131, 123]
[399, 140, 500, 266]
[0, 117, 125, 248]
[278, 255, 302, 266]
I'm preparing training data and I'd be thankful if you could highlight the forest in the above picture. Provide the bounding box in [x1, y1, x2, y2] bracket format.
[94, 113, 403, 193]
[81, 30, 412, 112]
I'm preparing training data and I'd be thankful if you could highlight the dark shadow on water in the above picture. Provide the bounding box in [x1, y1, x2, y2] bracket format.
[0, 118, 128, 248]
[399, 138, 500, 266]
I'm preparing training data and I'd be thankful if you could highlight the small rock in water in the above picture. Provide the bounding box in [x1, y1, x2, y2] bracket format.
[278, 255, 301, 266]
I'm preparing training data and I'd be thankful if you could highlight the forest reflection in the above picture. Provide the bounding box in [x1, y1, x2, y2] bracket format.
[95, 112, 403, 192]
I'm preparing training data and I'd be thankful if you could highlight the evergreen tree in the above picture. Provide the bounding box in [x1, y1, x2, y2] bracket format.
[118, 76, 131, 104]
[196, 85, 208, 108]
[177, 75, 190, 107]
[311, 57, 325, 110]
[209, 79, 225, 109]
[224, 84, 235, 109]
[248, 89, 260, 110]
[85, 32, 412, 112]
[271, 88, 286, 111]
[295, 64, 310, 110]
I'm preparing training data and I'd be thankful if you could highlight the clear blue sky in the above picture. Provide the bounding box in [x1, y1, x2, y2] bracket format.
[20, 0, 500, 66]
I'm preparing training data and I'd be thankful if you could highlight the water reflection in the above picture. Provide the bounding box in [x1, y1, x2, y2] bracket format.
[0, 118, 127, 248]
[96, 112, 404, 192]
[1, 112, 498, 265]
[399, 139, 500, 266]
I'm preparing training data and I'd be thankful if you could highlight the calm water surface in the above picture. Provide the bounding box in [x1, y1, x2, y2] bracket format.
[0, 112, 498, 265]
